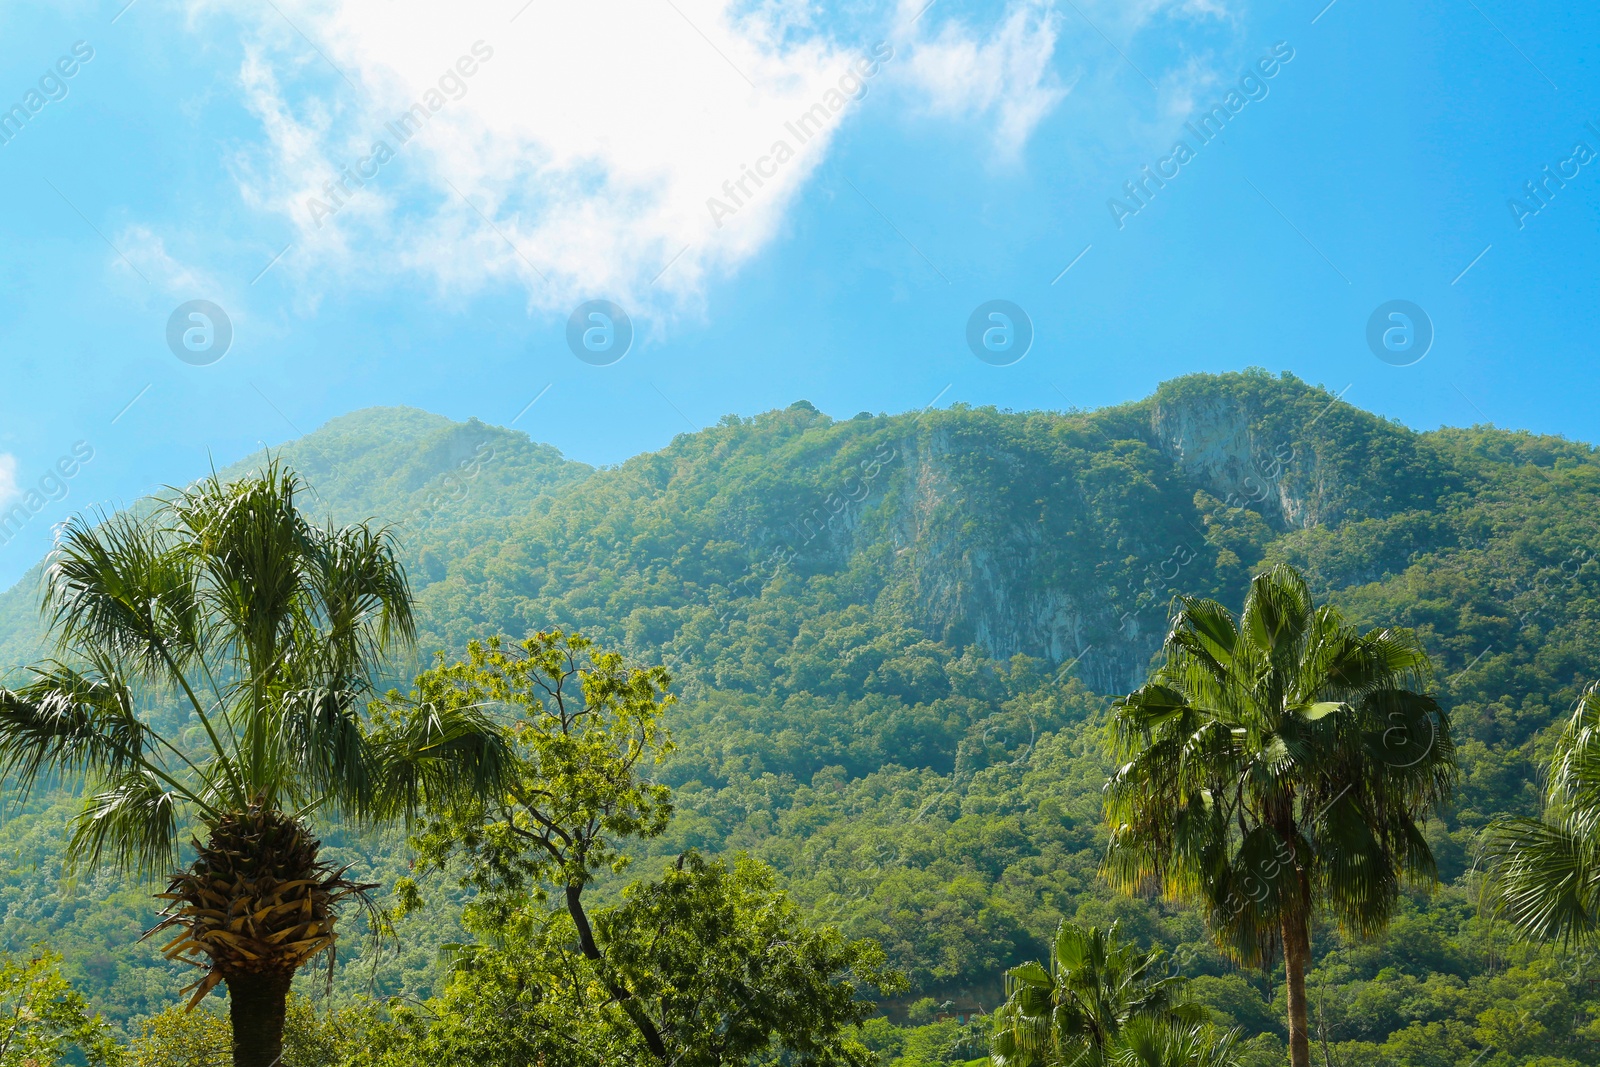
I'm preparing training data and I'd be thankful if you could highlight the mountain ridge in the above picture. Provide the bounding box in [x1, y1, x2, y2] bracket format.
[3, 369, 1592, 692]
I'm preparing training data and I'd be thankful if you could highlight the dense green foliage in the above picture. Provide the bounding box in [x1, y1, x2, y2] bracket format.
[3, 370, 1600, 1065]
[383, 631, 900, 1066]
[367, 850, 900, 1067]
[0, 949, 119, 1067]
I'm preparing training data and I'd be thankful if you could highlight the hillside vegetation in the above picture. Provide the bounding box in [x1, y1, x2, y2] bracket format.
[3, 369, 1598, 1066]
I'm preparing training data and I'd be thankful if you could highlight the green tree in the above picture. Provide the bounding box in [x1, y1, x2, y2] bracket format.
[1483, 682, 1600, 943]
[600, 851, 903, 1066]
[1103, 565, 1456, 1067]
[406, 630, 676, 1056]
[0, 466, 508, 1067]
[126, 1004, 232, 1067]
[383, 852, 901, 1067]
[0, 949, 120, 1067]
[127, 995, 388, 1067]
[403, 631, 901, 1064]
[989, 920, 1237, 1067]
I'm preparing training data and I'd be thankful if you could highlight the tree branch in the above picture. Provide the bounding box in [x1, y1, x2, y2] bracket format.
[565, 882, 668, 1061]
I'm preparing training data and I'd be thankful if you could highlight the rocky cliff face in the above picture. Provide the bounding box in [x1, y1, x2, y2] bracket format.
[875, 424, 1186, 695]
[1150, 384, 1327, 530]
[866, 372, 1436, 690]
[1147, 371, 1455, 531]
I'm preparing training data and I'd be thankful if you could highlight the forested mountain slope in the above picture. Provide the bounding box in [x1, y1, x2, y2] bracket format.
[3, 369, 1598, 1063]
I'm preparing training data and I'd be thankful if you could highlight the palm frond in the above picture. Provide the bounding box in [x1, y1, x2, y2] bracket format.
[171, 461, 314, 686]
[44, 509, 200, 681]
[274, 684, 373, 812]
[67, 767, 182, 875]
[1551, 684, 1600, 825]
[1313, 787, 1400, 937]
[365, 695, 513, 822]
[1107, 562, 1456, 972]
[0, 664, 147, 790]
[1483, 812, 1600, 945]
[992, 921, 1235, 1067]
[0, 463, 488, 1022]
[1356, 689, 1454, 804]
[1111, 684, 1193, 741]
[1238, 564, 1312, 668]
[305, 521, 416, 672]
[1111, 1018, 1241, 1067]
[1168, 598, 1239, 665]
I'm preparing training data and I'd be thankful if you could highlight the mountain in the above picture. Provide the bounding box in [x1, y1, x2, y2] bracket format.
[3, 369, 1599, 1063]
[0, 406, 589, 680]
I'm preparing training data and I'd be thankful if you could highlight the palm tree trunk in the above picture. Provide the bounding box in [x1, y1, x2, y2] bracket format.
[227, 971, 293, 1067]
[1282, 913, 1312, 1067]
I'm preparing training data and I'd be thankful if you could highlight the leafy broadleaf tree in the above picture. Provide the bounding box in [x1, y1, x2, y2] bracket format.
[990, 920, 1238, 1067]
[404, 632, 901, 1064]
[599, 852, 903, 1066]
[1103, 565, 1455, 1067]
[0, 465, 509, 1067]
[406, 631, 676, 1056]
[1483, 682, 1600, 944]
[0, 949, 120, 1067]
[384, 852, 901, 1067]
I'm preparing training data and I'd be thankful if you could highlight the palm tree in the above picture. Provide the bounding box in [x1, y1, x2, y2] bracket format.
[1103, 564, 1455, 1067]
[0, 464, 508, 1067]
[990, 920, 1238, 1067]
[1483, 683, 1600, 944]
[1110, 1018, 1242, 1067]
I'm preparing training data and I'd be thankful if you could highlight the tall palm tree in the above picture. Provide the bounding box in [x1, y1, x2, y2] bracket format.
[1483, 683, 1600, 944]
[1103, 564, 1455, 1067]
[990, 920, 1238, 1067]
[0, 464, 507, 1067]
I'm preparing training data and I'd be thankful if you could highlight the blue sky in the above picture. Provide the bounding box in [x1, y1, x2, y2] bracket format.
[0, 0, 1596, 585]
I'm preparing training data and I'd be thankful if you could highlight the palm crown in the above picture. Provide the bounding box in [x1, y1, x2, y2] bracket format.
[1103, 565, 1455, 1067]
[989, 920, 1235, 1067]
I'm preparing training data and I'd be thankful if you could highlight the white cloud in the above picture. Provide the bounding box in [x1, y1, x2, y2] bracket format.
[1110, 0, 1236, 28]
[902, 0, 1070, 158]
[1155, 53, 1230, 122]
[0, 454, 18, 510]
[184, 0, 1248, 308]
[88, 0, 1246, 316]
[115, 225, 224, 298]
[218, 0, 889, 313]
